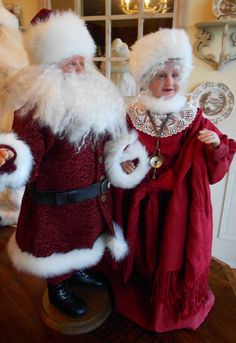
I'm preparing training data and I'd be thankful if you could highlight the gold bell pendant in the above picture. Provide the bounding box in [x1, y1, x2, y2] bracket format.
[150, 154, 164, 180]
[149, 155, 164, 169]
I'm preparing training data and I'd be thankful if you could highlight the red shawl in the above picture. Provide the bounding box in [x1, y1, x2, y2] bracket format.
[123, 112, 236, 321]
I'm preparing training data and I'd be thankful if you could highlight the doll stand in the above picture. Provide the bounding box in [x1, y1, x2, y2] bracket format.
[40, 284, 112, 335]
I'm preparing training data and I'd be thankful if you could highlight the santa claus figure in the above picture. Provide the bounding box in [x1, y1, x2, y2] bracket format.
[0, 0, 27, 226]
[0, 9, 149, 318]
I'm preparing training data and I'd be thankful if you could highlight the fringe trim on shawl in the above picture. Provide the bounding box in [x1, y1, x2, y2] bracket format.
[153, 270, 210, 319]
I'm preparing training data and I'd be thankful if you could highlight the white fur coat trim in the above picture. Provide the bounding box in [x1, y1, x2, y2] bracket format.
[7, 232, 107, 278]
[7, 223, 128, 278]
[0, 132, 34, 192]
[105, 130, 150, 189]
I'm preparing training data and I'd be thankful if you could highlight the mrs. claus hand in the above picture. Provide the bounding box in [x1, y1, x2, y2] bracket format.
[121, 160, 136, 174]
[198, 129, 220, 149]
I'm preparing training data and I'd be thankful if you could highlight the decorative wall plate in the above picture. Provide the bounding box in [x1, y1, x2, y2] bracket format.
[190, 82, 234, 124]
[212, 0, 236, 19]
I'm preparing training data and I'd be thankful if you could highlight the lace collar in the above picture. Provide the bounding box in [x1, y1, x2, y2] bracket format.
[128, 102, 198, 137]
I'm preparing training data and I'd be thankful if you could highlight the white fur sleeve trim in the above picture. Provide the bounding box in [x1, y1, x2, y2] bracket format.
[0, 132, 34, 192]
[106, 222, 129, 261]
[104, 130, 150, 189]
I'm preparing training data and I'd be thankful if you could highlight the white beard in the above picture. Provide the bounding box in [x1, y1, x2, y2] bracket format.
[5, 62, 127, 149]
[137, 90, 186, 115]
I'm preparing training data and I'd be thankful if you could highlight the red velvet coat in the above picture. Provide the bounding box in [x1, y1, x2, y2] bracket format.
[14, 112, 114, 252]
[1, 109, 118, 279]
[99, 104, 236, 332]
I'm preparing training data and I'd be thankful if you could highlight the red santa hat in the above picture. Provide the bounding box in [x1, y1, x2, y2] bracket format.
[30, 8, 52, 25]
[0, 0, 19, 29]
[24, 9, 96, 65]
[129, 28, 193, 88]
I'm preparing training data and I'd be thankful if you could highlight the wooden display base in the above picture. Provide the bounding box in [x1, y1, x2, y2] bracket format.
[40, 284, 112, 335]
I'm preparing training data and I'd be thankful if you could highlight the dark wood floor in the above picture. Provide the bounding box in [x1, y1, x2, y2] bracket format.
[1, 226, 236, 343]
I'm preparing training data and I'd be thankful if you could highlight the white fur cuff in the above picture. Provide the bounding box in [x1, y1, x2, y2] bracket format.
[104, 130, 150, 189]
[106, 222, 129, 261]
[0, 132, 34, 191]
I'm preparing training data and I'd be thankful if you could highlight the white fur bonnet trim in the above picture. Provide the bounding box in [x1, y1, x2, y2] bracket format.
[104, 130, 150, 189]
[0, 132, 34, 192]
[24, 11, 96, 65]
[129, 28, 193, 86]
[0, 1, 19, 29]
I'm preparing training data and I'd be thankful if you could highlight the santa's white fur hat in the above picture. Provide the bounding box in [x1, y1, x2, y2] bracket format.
[24, 10, 96, 65]
[129, 28, 193, 88]
[0, 0, 19, 29]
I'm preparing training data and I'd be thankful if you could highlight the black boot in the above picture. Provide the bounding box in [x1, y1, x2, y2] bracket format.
[47, 280, 87, 318]
[70, 270, 105, 288]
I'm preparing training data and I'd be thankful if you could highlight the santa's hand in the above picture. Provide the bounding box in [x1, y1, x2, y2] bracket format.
[121, 160, 136, 174]
[0, 148, 14, 167]
[198, 129, 220, 149]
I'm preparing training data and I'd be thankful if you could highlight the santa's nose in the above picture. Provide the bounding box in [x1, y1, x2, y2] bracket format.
[74, 56, 85, 74]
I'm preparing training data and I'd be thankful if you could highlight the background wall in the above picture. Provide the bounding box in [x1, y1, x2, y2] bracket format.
[185, 0, 236, 139]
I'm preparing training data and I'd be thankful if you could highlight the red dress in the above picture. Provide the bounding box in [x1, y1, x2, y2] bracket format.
[100, 102, 236, 332]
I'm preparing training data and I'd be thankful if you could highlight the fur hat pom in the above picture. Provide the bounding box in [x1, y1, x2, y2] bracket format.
[24, 10, 96, 65]
[0, 0, 19, 29]
[129, 28, 193, 87]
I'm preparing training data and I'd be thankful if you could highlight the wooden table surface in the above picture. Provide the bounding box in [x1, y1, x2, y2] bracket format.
[0, 226, 236, 343]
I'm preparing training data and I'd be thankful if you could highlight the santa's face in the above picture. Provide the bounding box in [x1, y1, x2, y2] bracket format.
[149, 62, 181, 99]
[59, 55, 85, 75]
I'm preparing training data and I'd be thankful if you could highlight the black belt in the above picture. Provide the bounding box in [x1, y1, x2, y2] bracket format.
[26, 178, 110, 206]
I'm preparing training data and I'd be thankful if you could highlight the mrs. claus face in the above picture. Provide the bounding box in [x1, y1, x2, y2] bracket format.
[149, 62, 181, 99]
